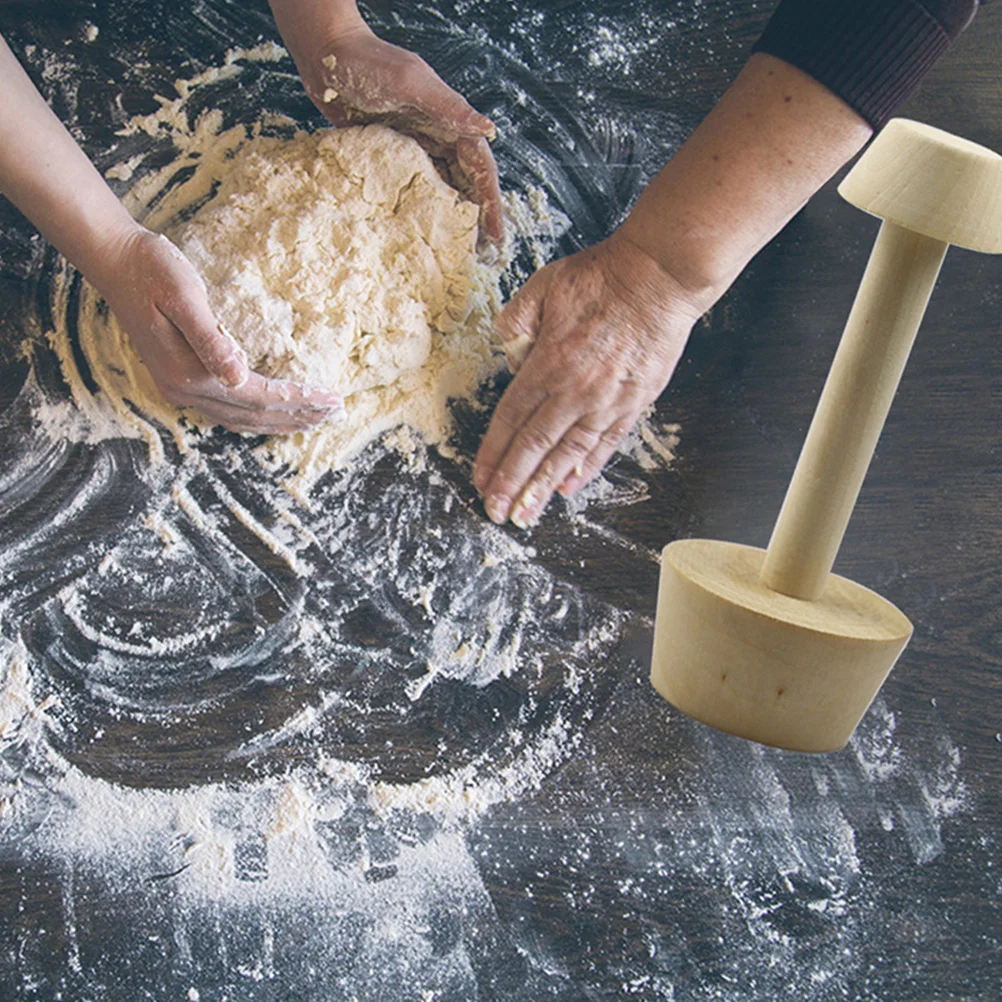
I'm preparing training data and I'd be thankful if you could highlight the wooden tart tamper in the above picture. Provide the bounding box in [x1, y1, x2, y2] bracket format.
[651, 119, 1002, 752]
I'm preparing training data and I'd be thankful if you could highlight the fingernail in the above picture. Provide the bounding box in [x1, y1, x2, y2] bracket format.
[221, 358, 248, 389]
[510, 505, 537, 529]
[485, 494, 510, 525]
[476, 115, 497, 140]
[472, 464, 489, 494]
[519, 485, 539, 507]
[557, 464, 585, 498]
[510, 487, 541, 528]
[558, 475, 581, 498]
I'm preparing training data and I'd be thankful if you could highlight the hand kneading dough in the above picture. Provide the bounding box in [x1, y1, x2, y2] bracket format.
[177, 124, 482, 395]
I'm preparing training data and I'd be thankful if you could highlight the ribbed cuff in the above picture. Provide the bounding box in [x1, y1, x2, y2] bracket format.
[752, 0, 972, 129]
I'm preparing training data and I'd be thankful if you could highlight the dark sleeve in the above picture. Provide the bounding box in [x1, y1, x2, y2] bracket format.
[752, 0, 983, 129]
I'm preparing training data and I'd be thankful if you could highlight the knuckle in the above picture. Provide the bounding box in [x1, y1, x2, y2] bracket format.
[560, 424, 601, 458]
[614, 414, 638, 436]
[599, 423, 628, 449]
[492, 470, 526, 501]
[490, 402, 526, 437]
[185, 328, 212, 353]
[514, 422, 558, 455]
[483, 463, 515, 495]
[531, 457, 558, 486]
[557, 352, 598, 387]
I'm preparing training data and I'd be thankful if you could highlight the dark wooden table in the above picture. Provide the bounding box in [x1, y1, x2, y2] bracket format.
[1, 2, 1000, 999]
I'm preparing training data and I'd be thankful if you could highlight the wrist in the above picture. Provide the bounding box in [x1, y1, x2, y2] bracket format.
[81, 216, 146, 296]
[610, 221, 724, 320]
[615, 54, 871, 316]
[601, 229, 719, 325]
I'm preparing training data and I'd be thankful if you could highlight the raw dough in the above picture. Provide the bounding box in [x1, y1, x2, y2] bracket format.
[177, 124, 482, 396]
[75, 119, 504, 489]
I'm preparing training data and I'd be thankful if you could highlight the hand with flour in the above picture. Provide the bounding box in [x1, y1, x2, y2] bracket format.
[101, 229, 345, 434]
[269, 0, 504, 246]
[0, 35, 342, 435]
[474, 53, 874, 526]
[473, 237, 708, 527]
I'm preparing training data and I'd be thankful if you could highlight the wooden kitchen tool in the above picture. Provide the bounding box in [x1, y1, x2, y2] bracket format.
[651, 119, 1002, 752]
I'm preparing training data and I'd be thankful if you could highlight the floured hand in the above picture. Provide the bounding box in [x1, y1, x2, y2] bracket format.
[473, 234, 711, 527]
[101, 227, 344, 435]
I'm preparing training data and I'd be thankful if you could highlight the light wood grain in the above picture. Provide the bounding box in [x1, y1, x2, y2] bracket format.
[838, 118, 1002, 254]
[652, 538, 912, 751]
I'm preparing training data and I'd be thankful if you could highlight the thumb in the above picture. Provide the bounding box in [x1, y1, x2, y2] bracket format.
[407, 72, 495, 139]
[496, 268, 552, 372]
[158, 283, 249, 389]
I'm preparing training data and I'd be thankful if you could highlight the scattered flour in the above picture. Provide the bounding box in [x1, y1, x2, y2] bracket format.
[0, 51, 648, 994]
[54, 49, 675, 513]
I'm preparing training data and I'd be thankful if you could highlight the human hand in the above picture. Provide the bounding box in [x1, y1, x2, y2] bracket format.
[473, 234, 713, 527]
[280, 17, 503, 246]
[100, 227, 344, 434]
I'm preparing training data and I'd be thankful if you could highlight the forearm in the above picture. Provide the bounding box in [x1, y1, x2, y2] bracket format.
[0, 36, 139, 290]
[618, 52, 872, 310]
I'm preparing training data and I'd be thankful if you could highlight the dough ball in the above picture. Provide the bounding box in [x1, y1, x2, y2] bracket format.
[175, 124, 481, 397]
